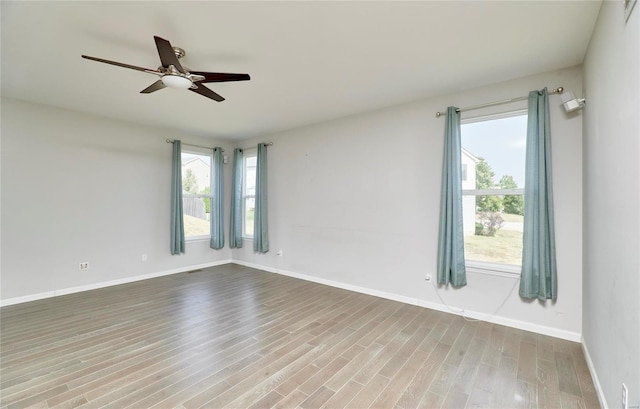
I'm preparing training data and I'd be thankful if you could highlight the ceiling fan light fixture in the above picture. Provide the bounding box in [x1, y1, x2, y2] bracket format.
[161, 74, 192, 89]
[82, 36, 250, 102]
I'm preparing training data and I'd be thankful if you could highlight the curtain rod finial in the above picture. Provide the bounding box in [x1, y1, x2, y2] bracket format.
[436, 111, 443, 117]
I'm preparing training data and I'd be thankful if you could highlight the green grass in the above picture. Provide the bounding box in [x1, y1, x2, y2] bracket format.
[500, 213, 524, 223]
[464, 229, 522, 265]
[184, 214, 209, 237]
[245, 208, 254, 236]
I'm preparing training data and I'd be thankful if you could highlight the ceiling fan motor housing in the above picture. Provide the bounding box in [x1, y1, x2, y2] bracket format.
[172, 47, 186, 59]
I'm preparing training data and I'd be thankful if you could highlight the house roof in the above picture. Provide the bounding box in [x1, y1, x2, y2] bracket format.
[0, 1, 601, 140]
[462, 148, 480, 163]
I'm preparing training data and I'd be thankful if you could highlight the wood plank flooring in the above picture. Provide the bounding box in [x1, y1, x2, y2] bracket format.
[0, 264, 600, 408]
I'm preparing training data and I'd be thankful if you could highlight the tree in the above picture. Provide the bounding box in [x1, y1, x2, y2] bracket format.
[201, 186, 211, 214]
[475, 157, 495, 190]
[475, 158, 503, 212]
[500, 175, 524, 215]
[499, 174, 517, 189]
[182, 169, 199, 194]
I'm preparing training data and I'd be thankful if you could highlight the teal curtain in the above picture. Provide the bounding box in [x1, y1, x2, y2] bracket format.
[437, 107, 466, 286]
[170, 140, 185, 254]
[520, 88, 557, 301]
[229, 148, 244, 248]
[210, 147, 224, 249]
[253, 143, 269, 253]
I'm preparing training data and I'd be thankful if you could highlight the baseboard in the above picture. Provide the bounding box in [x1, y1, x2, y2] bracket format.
[2, 258, 581, 343]
[0, 259, 233, 307]
[581, 337, 608, 409]
[232, 260, 581, 342]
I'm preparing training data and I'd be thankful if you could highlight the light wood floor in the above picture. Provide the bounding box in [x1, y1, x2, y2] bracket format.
[1, 264, 599, 409]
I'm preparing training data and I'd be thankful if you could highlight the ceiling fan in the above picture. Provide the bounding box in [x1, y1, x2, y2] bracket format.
[81, 36, 250, 102]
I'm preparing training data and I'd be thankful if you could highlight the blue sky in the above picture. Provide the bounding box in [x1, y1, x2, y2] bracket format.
[461, 114, 527, 188]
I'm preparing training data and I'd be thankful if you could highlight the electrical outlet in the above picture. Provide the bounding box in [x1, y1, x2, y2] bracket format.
[141, 254, 148, 261]
[425, 274, 432, 282]
[79, 262, 89, 270]
[623, 383, 628, 409]
[276, 250, 283, 257]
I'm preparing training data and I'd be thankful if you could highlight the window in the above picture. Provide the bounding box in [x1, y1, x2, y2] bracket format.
[243, 152, 257, 237]
[181, 149, 213, 239]
[461, 112, 527, 270]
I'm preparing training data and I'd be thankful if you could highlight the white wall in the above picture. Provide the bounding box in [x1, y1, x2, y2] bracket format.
[582, 1, 640, 408]
[234, 66, 584, 340]
[1, 67, 585, 340]
[0, 98, 233, 302]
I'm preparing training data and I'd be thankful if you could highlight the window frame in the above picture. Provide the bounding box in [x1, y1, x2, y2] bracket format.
[461, 109, 527, 275]
[181, 147, 214, 242]
[242, 149, 257, 239]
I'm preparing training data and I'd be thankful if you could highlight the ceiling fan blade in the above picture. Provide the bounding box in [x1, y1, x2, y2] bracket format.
[190, 72, 251, 83]
[82, 55, 159, 74]
[154, 36, 184, 73]
[189, 84, 225, 102]
[140, 80, 167, 94]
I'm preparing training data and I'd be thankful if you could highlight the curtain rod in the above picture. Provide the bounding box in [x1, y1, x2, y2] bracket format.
[235, 142, 274, 152]
[435, 86, 564, 117]
[166, 139, 224, 152]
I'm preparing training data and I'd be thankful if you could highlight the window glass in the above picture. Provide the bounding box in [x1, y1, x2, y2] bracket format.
[181, 151, 212, 239]
[243, 153, 257, 237]
[461, 113, 526, 267]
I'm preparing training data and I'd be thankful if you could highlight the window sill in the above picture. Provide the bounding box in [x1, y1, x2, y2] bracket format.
[465, 261, 520, 279]
[186, 236, 210, 243]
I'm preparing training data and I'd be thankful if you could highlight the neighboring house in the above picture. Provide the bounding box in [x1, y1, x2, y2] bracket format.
[461, 148, 479, 235]
[182, 156, 210, 193]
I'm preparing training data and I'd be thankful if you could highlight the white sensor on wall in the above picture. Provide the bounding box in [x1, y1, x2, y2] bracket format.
[560, 91, 586, 112]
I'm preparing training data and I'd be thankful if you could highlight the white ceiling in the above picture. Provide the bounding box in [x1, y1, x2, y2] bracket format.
[1, 1, 601, 141]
